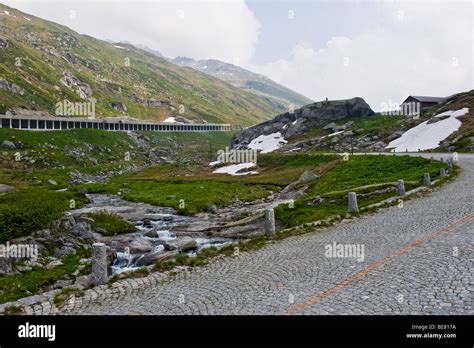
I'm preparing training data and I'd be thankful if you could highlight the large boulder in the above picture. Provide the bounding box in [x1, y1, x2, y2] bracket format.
[0, 184, 16, 193]
[135, 249, 178, 267]
[1, 140, 16, 149]
[60, 71, 92, 99]
[164, 237, 197, 252]
[232, 97, 374, 147]
[295, 171, 319, 185]
[0, 258, 14, 276]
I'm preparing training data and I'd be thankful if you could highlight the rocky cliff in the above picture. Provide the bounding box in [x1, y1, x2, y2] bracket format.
[232, 97, 374, 147]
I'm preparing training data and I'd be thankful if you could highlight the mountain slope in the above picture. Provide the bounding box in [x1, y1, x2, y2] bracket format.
[231, 91, 473, 154]
[171, 57, 313, 111]
[0, 4, 282, 126]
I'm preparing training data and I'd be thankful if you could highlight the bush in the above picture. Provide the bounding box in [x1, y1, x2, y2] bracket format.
[0, 188, 87, 243]
[87, 210, 136, 236]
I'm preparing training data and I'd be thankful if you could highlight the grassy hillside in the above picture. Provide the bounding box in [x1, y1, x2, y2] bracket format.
[0, 127, 235, 240]
[0, 4, 281, 126]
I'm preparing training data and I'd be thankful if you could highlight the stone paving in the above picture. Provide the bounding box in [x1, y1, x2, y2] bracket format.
[19, 154, 474, 315]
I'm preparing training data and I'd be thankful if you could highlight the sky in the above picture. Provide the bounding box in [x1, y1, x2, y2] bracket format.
[1, 0, 473, 111]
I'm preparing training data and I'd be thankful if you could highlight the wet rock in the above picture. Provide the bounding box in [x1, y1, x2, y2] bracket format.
[129, 238, 154, 254]
[142, 218, 153, 227]
[135, 250, 178, 267]
[164, 237, 197, 252]
[143, 230, 158, 238]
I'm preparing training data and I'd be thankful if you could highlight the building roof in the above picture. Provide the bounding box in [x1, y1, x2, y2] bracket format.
[403, 96, 445, 103]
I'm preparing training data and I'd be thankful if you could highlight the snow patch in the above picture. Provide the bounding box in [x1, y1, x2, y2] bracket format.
[434, 108, 469, 118]
[24, 16, 31, 21]
[387, 108, 469, 152]
[248, 132, 287, 154]
[114, 45, 125, 49]
[213, 162, 258, 176]
[327, 130, 344, 138]
[163, 117, 176, 123]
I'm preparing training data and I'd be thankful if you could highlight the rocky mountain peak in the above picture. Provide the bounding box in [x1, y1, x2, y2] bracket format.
[232, 97, 374, 147]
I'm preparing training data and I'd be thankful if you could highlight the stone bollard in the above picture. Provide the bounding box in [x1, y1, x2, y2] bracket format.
[264, 209, 276, 236]
[440, 168, 446, 177]
[440, 158, 444, 163]
[91, 243, 108, 285]
[423, 173, 431, 186]
[348, 192, 359, 213]
[397, 179, 406, 196]
[448, 159, 453, 173]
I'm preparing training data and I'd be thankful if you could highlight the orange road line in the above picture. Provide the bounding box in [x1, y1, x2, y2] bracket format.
[286, 211, 474, 315]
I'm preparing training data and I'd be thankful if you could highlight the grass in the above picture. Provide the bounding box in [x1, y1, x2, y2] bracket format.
[4, 305, 24, 315]
[275, 155, 448, 227]
[0, 187, 88, 243]
[82, 179, 277, 215]
[0, 248, 90, 304]
[87, 210, 136, 236]
[337, 114, 406, 135]
[308, 155, 446, 195]
[77, 152, 338, 215]
[53, 288, 85, 307]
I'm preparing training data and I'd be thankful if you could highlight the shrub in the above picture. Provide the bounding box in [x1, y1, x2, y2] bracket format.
[87, 210, 136, 236]
[0, 188, 87, 243]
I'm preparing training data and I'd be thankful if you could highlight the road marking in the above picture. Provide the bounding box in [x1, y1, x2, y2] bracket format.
[286, 211, 474, 315]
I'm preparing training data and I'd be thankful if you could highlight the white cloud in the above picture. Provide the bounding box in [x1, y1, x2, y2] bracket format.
[2, 0, 260, 64]
[249, 1, 473, 111]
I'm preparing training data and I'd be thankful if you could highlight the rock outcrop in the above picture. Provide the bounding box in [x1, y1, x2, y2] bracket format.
[60, 71, 93, 99]
[232, 97, 374, 148]
[0, 79, 22, 94]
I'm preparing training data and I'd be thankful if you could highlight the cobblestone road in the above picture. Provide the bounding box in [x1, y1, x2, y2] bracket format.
[68, 154, 473, 315]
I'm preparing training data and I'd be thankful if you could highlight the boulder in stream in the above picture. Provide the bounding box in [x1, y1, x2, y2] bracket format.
[135, 250, 178, 267]
[164, 237, 197, 252]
